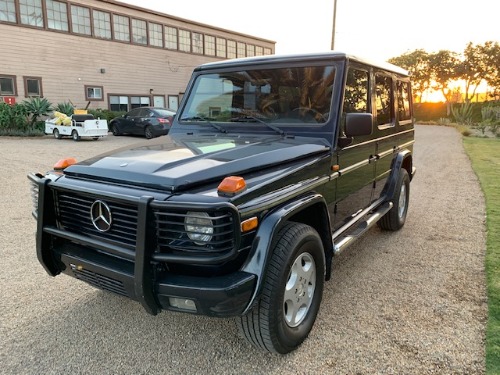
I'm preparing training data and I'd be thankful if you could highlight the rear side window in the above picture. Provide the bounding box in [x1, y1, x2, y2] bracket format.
[397, 80, 412, 122]
[375, 74, 394, 127]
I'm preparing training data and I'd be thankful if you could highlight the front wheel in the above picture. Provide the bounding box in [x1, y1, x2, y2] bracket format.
[378, 168, 410, 231]
[237, 222, 325, 354]
[71, 130, 80, 142]
[111, 124, 121, 136]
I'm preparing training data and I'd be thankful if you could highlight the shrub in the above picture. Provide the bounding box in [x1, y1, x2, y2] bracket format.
[22, 97, 53, 128]
[87, 108, 125, 122]
[451, 102, 474, 125]
[0, 102, 29, 132]
[54, 102, 74, 116]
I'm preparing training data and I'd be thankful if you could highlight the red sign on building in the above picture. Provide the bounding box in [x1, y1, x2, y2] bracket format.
[3, 97, 16, 105]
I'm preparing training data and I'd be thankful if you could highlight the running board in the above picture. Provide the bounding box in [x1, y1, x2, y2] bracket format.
[333, 201, 393, 255]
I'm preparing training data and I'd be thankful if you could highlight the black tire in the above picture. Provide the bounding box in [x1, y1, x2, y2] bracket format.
[71, 130, 80, 142]
[144, 125, 154, 139]
[111, 124, 121, 136]
[378, 168, 410, 231]
[53, 129, 61, 139]
[92, 137, 99, 141]
[237, 222, 325, 354]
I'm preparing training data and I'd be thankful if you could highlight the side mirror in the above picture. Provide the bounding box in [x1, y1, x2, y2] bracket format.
[345, 113, 373, 137]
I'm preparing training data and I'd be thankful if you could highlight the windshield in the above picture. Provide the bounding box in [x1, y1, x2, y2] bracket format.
[179, 65, 335, 127]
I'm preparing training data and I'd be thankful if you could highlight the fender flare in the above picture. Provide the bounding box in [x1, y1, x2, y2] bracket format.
[240, 193, 331, 314]
[381, 150, 413, 201]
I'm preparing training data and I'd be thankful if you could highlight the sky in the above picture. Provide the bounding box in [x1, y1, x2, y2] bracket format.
[119, 0, 499, 62]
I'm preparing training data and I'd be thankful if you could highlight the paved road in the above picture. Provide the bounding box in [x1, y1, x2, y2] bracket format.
[0, 126, 487, 374]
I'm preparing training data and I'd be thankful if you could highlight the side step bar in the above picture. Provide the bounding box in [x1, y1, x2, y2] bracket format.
[333, 201, 393, 255]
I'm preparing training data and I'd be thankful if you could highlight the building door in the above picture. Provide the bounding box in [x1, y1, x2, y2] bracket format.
[168, 95, 179, 110]
[153, 95, 165, 107]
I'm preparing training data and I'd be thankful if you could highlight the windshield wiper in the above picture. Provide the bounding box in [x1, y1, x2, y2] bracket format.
[180, 116, 227, 133]
[231, 115, 286, 136]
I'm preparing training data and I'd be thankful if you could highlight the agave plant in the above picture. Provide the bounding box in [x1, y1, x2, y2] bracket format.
[451, 102, 473, 125]
[54, 102, 74, 116]
[22, 97, 53, 127]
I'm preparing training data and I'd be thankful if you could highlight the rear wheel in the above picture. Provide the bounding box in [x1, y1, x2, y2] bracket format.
[71, 130, 80, 142]
[378, 168, 410, 231]
[237, 222, 325, 354]
[111, 124, 121, 136]
[53, 129, 61, 139]
[144, 125, 154, 139]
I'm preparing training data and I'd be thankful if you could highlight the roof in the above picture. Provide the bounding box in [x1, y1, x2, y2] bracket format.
[194, 51, 410, 76]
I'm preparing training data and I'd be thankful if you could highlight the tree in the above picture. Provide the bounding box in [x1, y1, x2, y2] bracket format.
[388, 50, 431, 103]
[458, 42, 489, 102]
[428, 50, 461, 114]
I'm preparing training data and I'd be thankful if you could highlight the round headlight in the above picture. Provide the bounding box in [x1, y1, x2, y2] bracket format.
[184, 212, 214, 245]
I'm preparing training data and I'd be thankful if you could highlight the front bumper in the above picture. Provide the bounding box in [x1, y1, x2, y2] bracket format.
[55, 242, 256, 317]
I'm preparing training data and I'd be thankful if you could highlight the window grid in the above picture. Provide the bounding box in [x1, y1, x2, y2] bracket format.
[149, 22, 163, 47]
[0, 0, 16, 23]
[192, 32, 203, 54]
[216, 37, 226, 58]
[19, 0, 43, 27]
[131, 18, 147, 45]
[255, 46, 263, 56]
[264, 48, 272, 55]
[85, 85, 103, 100]
[237, 42, 246, 58]
[227, 40, 236, 59]
[165, 26, 177, 49]
[179, 29, 190, 52]
[70, 5, 90, 35]
[113, 14, 130, 42]
[93, 10, 111, 39]
[46, 0, 68, 31]
[246, 44, 255, 57]
[205, 35, 215, 56]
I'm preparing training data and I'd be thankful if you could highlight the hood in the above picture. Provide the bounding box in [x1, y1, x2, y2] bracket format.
[63, 134, 330, 191]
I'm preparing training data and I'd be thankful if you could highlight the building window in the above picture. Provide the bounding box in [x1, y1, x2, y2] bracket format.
[237, 42, 246, 58]
[0, 0, 16, 23]
[109, 95, 129, 111]
[19, 0, 43, 27]
[70, 5, 90, 35]
[246, 44, 255, 57]
[264, 48, 272, 55]
[192, 32, 203, 54]
[130, 96, 150, 109]
[165, 26, 177, 49]
[149, 22, 162, 47]
[216, 37, 226, 58]
[179, 29, 190, 52]
[131, 18, 147, 45]
[24, 76, 42, 97]
[46, 0, 68, 31]
[255, 46, 263, 56]
[0, 75, 16, 95]
[85, 86, 103, 101]
[93, 10, 111, 39]
[227, 40, 236, 59]
[113, 14, 130, 42]
[205, 35, 215, 56]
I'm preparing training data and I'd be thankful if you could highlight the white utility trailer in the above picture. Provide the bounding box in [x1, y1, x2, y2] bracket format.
[45, 114, 108, 141]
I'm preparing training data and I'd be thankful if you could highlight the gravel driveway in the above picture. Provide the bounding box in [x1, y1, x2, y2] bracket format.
[0, 125, 487, 374]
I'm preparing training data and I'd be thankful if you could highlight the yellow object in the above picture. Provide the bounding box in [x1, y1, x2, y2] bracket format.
[74, 109, 88, 114]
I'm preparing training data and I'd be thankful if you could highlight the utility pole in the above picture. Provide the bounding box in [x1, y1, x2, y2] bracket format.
[331, 0, 337, 50]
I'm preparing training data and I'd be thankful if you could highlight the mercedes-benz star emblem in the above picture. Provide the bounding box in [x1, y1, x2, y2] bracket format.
[90, 200, 112, 232]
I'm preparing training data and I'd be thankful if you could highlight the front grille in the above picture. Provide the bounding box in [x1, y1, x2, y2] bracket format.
[71, 265, 128, 296]
[54, 190, 138, 249]
[154, 210, 236, 257]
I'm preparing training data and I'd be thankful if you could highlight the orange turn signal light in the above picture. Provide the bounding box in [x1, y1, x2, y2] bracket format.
[241, 217, 258, 232]
[217, 176, 247, 196]
[54, 157, 77, 170]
